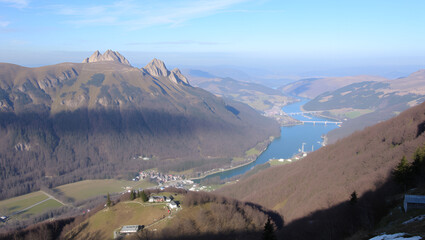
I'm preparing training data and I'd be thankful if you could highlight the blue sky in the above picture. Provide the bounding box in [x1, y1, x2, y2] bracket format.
[1, 0, 425, 76]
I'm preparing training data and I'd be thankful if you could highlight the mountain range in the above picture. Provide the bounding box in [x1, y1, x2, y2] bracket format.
[184, 69, 292, 112]
[280, 71, 425, 143]
[0, 50, 279, 200]
[280, 75, 388, 99]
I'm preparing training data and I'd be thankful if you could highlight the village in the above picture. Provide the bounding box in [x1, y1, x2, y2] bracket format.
[135, 170, 198, 190]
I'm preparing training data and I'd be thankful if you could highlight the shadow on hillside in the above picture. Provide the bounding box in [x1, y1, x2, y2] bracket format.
[279, 178, 402, 240]
[142, 230, 266, 240]
[245, 201, 285, 230]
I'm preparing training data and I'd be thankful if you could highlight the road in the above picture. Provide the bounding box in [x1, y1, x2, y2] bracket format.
[8, 191, 66, 217]
[10, 197, 52, 216]
[40, 190, 67, 206]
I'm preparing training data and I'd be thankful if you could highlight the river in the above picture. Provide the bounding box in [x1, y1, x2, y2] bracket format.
[194, 97, 339, 182]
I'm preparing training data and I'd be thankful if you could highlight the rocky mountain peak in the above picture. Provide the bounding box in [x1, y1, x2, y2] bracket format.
[142, 58, 190, 86]
[82, 50, 131, 66]
[143, 58, 169, 77]
[170, 68, 190, 85]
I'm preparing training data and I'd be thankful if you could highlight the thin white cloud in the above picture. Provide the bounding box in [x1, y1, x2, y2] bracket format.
[0, 0, 29, 9]
[47, 0, 251, 29]
[0, 20, 10, 27]
[126, 40, 220, 46]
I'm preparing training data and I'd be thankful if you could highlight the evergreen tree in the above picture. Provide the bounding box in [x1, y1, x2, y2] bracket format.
[106, 193, 112, 207]
[141, 190, 148, 202]
[349, 191, 358, 205]
[412, 146, 425, 176]
[262, 217, 277, 240]
[393, 156, 412, 191]
[137, 190, 141, 198]
[130, 190, 135, 200]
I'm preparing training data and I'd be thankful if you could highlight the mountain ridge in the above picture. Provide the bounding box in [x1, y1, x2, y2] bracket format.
[0, 51, 280, 200]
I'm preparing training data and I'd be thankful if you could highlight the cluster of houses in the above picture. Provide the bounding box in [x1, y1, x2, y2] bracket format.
[137, 170, 184, 185]
[148, 195, 179, 209]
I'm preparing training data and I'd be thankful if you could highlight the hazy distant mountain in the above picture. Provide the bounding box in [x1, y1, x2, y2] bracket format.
[0, 50, 279, 199]
[303, 70, 425, 142]
[280, 75, 387, 99]
[185, 70, 292, 111]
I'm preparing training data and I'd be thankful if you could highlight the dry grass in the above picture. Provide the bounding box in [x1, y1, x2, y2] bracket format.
[71, 199, 169, 239]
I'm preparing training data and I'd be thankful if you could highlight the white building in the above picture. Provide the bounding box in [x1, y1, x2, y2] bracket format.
[168, 201, 178, 209]
[119, 225, 142, 235]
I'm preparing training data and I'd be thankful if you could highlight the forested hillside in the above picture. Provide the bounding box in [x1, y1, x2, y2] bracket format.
[0, 51, 279, 200]
[218, 100, 425, 239]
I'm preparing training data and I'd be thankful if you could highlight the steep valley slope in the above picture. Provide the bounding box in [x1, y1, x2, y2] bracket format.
[217, 99, 425, 239]
[0, 50, 279, 200]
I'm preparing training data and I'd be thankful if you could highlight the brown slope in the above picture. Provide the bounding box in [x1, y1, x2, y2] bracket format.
[217, 100, 425, 224]
[389, 69, 425, 95]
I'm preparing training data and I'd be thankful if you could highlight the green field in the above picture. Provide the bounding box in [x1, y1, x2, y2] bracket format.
[0, 191, 49, 215]
[19, 199, 63, 218]
[344, 109, 373, 119]
[245, 147, 261, 157]
[55, 179, 157, 202]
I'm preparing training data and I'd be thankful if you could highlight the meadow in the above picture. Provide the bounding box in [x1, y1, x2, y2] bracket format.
[54, 179, 156, 202]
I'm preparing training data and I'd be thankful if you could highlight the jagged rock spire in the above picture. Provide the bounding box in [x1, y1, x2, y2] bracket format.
[143, 58, 190, 86]
[82, 50, 131, 66]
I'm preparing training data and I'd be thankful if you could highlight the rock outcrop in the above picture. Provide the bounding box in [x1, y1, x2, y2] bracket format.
[82, 50, 131, 66]
[143, 58, 190, 85]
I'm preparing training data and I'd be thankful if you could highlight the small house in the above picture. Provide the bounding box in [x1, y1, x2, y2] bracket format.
[0, 216, 8, 223]
[149, 195, 166, 203]
[119, 225, 142, 235]
[404, 194, 425, 212]
[168, 201, 178, 209]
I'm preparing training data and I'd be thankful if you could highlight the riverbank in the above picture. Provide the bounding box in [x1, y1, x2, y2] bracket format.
[192, 97, 340, 183]
[190, 137, 274, 181]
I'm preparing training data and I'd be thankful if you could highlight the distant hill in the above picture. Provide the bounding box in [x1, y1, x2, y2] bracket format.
[217, 100, 425, 238]
[185, 70, 292, 111]
[0, 51, 279, 200]
[280, 75, 387, 99]
[303, 81, 423, 111]
[303, 70, 425, 142]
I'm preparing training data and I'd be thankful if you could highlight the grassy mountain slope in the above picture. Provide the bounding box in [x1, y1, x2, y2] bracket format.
[0, 190, 283, 240]
[217, 100, 425, 228]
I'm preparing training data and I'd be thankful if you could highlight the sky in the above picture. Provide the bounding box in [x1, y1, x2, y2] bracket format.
[1, 0, 425, 77]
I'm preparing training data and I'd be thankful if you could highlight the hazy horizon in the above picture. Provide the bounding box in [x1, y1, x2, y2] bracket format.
[1, 0, 425, 79]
